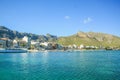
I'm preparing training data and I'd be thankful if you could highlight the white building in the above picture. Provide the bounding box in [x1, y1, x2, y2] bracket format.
[40, 42, 53, 49]
[22, 36, 31, 48]
[22, 36, 29, 42]
[68, 45, 72, 49]
[13, 40, 19, 48]
[40, 42, 49, 46]
[31, 41, 39, 47]
[31, 41, 39, 45]
[79, 44, 84, 49]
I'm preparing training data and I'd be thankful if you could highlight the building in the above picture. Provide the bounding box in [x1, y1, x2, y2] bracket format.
[79, 44, 85, 49]
[40, 42, 52, 49]
[0, 38, 12, 48]
[13, 39, 19, 48]
[31, 40, 39, 45]
[68, 45, 72, 49]
[22, 36, 29, 42]
[30, 40, 40, 49]
[73, 44, 77, 49]
[22, 36, 31, 48]
[0, 39, 6, 48]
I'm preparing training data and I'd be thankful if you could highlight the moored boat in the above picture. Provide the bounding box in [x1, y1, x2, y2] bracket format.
[0, 48, 27, 53]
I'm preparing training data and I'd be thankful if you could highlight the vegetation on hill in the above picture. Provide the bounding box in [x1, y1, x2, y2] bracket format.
[57, 32, 120, 47]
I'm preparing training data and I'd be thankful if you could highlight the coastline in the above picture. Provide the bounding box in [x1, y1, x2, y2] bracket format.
[0, 47, 120, 53]
[27, 48, 120, 53]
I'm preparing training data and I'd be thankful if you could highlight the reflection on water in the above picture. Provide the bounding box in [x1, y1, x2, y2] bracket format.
[0, 50, 120, 80]
[42, 52, 48, 63]
[21, 53, 28, 64]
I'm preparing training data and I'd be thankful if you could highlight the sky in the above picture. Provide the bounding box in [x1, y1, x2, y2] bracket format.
[0, 0, 120, 36]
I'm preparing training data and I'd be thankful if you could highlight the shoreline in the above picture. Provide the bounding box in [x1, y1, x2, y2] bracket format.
[27, 49, 120, 53]
[0, 48, 120, 53]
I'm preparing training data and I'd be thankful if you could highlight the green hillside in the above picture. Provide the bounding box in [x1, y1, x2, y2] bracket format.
[57, 32, 120, 47]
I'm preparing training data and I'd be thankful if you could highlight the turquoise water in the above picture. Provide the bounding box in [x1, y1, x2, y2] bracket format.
[0, 50, 120, 80]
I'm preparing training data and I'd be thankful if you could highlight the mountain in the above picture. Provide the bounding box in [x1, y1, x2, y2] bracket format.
[57, 31, 120, 47]
[1, 26, 120, 48]
[0, 26, 57, 41]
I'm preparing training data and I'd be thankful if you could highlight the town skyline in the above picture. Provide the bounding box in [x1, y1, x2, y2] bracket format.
[0, 0, 120, 36]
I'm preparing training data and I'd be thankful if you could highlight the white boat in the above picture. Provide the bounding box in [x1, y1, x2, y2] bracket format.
[0, 48, 27, 53]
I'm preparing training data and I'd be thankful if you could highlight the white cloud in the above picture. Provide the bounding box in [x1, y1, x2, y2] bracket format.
[83, 17, 92, 24]
[64, 16, 70, 19]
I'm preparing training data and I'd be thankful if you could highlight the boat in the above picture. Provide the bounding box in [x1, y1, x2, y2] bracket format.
[0, 48, 27, 53]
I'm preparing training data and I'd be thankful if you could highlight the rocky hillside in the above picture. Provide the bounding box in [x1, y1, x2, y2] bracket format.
[1, 26, 120, 47]
[57, 32, 120, 47]
[0, 26, 57, 41]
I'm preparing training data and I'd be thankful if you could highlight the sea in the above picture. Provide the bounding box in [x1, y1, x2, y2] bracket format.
[0, 50, 120, 80]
